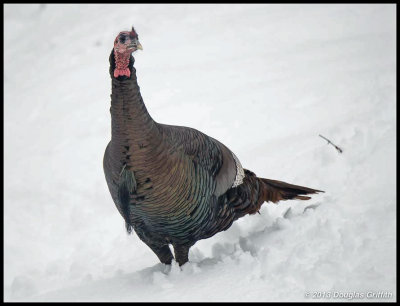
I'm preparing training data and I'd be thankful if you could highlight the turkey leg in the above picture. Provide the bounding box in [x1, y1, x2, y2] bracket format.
[148, 243, 174, 265]
[173, 244, 190, 266]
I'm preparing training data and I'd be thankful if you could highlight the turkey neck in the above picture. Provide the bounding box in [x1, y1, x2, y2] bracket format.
[110, 61, 161, 164]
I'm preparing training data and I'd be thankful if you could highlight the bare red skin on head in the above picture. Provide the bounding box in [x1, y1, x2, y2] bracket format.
[113, 30, 138, 78]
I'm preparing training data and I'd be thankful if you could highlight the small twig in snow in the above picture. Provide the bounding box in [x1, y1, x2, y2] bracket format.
[319, 134, 343, 154]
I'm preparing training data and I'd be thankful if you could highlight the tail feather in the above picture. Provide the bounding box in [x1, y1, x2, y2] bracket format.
[213, 170, 324, 234]
[260, 178, 323, 203]
[226, 170, 324, 220]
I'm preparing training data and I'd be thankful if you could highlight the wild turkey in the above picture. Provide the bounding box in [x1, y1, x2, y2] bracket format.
[103, 27, 323, 266]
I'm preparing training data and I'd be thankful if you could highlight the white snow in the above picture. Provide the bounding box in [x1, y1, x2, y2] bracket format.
[4, 4, 396, 302]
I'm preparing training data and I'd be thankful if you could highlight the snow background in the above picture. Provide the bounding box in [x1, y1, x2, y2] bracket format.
[4, 4, 396, 302]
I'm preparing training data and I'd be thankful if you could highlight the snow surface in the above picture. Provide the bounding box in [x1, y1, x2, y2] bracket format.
[4, 4, 396, 302]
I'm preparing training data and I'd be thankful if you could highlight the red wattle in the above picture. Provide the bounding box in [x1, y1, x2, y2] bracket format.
[114, 49, 131, 78]
[114, 68, 131, 78]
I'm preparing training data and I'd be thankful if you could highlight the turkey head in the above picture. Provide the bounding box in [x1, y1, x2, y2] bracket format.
[113, 26, 143, 79]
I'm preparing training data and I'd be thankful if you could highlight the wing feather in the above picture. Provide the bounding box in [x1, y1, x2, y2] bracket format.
[159, 124, 239, 196]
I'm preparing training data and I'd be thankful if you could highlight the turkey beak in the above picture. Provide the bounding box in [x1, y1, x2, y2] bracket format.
[128, 40, 143, 52]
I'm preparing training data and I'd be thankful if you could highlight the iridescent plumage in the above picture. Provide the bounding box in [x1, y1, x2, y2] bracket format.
[103, 28, 323, 266]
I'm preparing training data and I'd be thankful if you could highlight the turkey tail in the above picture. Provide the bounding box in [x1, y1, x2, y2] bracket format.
[259, 177, 323, 203]
[224, 170, 324, 221]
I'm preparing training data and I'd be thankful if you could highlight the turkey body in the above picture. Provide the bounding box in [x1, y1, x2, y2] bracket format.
[104, 51, 322, 266]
